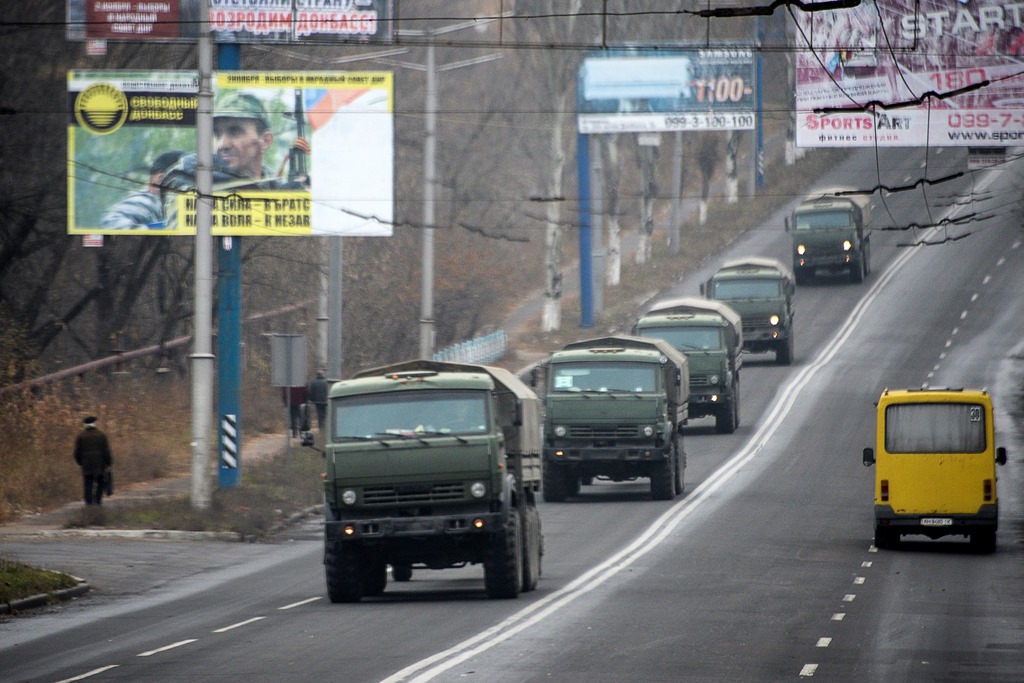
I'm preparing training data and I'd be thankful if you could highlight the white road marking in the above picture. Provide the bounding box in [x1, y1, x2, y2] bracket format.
[843, 594, 856, 602]
[831, 613, 846, 621]
[816, 637, 832, 647]
[53, 666, 119, 683]
[280, 597, 322, 610]
[379, 171, 1000, 683]
[800, 663, 819, 677]
[861, 561, 872, 568]
[138, 639, 197, 657]
[213, 616, 265, 633]
[854, 577, 865, 585]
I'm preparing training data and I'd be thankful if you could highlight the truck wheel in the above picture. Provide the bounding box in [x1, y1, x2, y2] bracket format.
[673, 436, 685, 494]
[362, 558, 388, 597]
[542, 464, 570, 502]
[776, 332, 794, 366]
[391, 564, 413, 582]
[849, 256, 865, 283]
[521, 504, 542, 592]
[325, 541, 364, 603]
[485, 507, 523, 599]
[650, 454, 677, 501]
[715, 399, 737, 434]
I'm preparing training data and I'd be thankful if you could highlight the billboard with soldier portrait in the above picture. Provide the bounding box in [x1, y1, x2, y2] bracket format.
[67, 70, 394, 236]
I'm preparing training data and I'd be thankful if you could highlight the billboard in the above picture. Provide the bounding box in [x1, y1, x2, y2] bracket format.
[578, 49, 756, 134]
[66, 0, 394, 43]
[68, 70, 394, 236]
[795, 0, 1024, 147]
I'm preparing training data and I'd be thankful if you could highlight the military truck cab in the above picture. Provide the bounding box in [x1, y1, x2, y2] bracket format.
[702, 257, 796, 365]
[786, 188, 871, 284]
[634, 296, 743, 434]
[539, 335, 689, 502]
[322, 360, 543, 601]
[863, 388, 1008, 552]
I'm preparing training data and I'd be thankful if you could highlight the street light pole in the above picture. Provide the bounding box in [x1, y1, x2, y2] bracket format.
[419, 40, 437, 359]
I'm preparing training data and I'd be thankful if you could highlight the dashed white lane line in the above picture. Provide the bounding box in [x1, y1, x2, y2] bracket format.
[816, 637, 832, 648]
[213, 616, 266, 633]
[842, 594, 856, 602]
[280, 596, 321, 610]
[53, 666, 119, 683]
[854, 576, 866, 585]
[800, 663, 819, 677]
[831, 613, 846, 621]
[137, 639, 197, 657]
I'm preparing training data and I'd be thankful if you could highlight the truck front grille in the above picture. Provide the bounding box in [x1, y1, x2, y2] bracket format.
[362, 482, 465, 505]
[568, 425, 638, 439]
[742, 316, 772, 331]
[690, 374, 712, 387]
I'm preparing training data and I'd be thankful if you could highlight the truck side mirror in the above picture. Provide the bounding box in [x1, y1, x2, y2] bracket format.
[784, 216, 790, 232]
[513, 398, 524, 427]
[996, 446, 1007, 466]
[529, 367, 539, 388]
[862, 447, 875, 466]
[675, 368, 682, 386]
[699, 282, 706, 296]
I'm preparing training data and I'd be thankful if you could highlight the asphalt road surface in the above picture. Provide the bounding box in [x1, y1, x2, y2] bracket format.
[2, 147, 1023, 683]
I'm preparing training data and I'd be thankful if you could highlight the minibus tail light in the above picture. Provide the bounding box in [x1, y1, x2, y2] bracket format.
[880, 479, 889, 502]
[983, 479, 993, 502]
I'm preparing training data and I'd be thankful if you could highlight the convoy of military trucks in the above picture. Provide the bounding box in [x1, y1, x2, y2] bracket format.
[311, 187, 1000, 599]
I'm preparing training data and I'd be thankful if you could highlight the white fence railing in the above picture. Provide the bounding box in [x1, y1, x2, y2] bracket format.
[432, 330, 507, 365]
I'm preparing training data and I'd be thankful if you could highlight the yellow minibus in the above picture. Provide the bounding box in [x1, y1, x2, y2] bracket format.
[863, 388, 1007, 552]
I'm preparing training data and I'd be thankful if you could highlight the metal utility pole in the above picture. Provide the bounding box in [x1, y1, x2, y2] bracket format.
[393, 16, 508, 359]
[191, 3, 214, 510]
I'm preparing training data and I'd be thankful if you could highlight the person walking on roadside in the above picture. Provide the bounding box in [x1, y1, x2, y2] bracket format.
[308, 369, 328, 431]
[73, 416, 113, 506]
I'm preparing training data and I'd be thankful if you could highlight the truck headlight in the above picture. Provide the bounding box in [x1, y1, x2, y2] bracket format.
[643, 425, 654, 437]
[341, 489, 357, 505]
[796, 244, 806, 255]
[470, 481, 487, 498]
[842, 239, 853, 251]
[709, 374, 720, 385]
[769, 314, 780, 326]
[554, 425, 566, 437]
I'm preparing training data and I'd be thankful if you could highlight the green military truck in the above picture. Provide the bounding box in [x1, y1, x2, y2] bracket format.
[538, 335, 689, 502]
[634, 296, 743, 434]
[321, 359, 543, 602]
[702, 256, 796, 365]
[785, 188, 871, 284]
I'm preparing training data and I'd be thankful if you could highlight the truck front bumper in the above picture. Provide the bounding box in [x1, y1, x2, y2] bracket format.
[325, 511, 503, 542]
[543, 443, 670, 462]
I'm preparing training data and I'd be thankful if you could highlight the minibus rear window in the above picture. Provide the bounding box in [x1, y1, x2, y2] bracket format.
[885, 402, 986, 454]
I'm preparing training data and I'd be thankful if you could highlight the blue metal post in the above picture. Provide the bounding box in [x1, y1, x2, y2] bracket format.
[577, 131, 593, 328]
[218, 44, 242, 488]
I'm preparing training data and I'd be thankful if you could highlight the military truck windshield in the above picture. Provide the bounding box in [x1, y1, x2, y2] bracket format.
[885, 402, 986, 454]
[333, 390, 488, 440]
[551, 362, 658, 393]
[712, 278, 780, 299]
[639, 327, 723, 351]
[794, 210, 853, 230]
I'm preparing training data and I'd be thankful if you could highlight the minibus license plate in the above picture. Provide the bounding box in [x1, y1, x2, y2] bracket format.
[920, 517, 952, 527]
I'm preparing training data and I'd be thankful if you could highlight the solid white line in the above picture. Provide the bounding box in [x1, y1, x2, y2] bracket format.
[213, 616, 265, 633]
[280, 596, 322, 610]
[53, 666, 119, 683]
[379, 171, 1002, 683]
[138, 639, 197, 657]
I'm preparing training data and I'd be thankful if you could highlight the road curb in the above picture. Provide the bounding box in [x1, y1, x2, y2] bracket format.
[0, 579, 91, 616]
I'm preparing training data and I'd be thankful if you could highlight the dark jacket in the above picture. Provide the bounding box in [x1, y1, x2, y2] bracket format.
[74, 427, 113, 476]
[308, 377, 328, 404]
